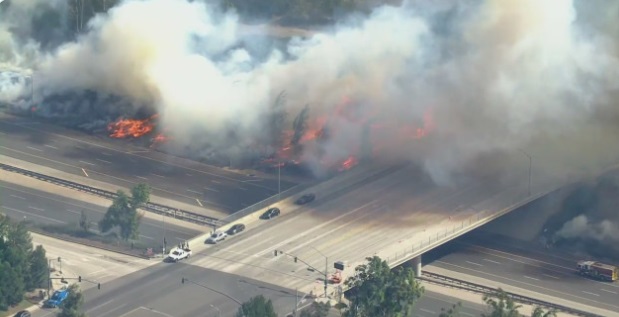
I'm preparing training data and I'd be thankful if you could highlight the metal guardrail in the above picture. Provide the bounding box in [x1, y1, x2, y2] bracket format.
[420, 271, 604, 317]
[221, 181, 317, 224]
[0, 162, 223, 227]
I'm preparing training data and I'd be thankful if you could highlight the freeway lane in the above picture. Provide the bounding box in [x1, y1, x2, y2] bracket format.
[180, 162, 543, 294]
[0, 114, 297, 213]
[0, 180, 201, 248]
[424, 233, 619, 313]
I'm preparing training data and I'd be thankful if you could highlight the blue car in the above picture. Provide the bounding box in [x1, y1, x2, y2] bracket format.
[44, 289, 69, 308]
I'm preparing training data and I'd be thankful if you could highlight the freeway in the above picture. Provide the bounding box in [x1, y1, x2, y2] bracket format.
[178, 162, 544, 294]
[0, 180, 201, 248]
[424, 233, 619, 313]
[0, 114, 297, 213]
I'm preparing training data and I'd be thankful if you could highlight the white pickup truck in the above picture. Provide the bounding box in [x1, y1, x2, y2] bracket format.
[167, 247, 192, 262]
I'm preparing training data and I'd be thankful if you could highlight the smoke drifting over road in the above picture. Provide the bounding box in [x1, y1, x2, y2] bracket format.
[1, 0, 619, 183]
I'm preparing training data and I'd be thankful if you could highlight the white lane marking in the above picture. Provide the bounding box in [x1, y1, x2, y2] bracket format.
[101, 152, 113, 156]
[483, 258, 501, 264]
[461, 313, 476, 317]
[2, 205, 65, 224]
[81, 168, 89, 177]
[152, 173, 165, 178]
[29, 206, 45, 211]
[433, 261, 619, 308]
[139, 235, 154, 240]
[211, 180, 221, 184]
[583, 291, 600, 297]
[420, 308, 436, 314]
[601, 289, 618, 294]
[186, 173, 192, 177]
[204, 187, 219, 192]
[66, 209, 81, 215]
[523, 275, 539, 281]
[187, 189, 202, 195]
[10, 194, 26, 200]
[136, 176, 148, 180]
[196, 199, 203, 207]
[543, 273, 560, 279]
[26, 146, 43, 152]
[238, 187, 248, 191]
[79, 160, 96, 166]
[465, 261, 483, 267]
[96, 158, 112, 164]
[44, 144, 59, 149]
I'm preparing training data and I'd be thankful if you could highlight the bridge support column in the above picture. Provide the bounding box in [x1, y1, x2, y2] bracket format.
[412, 255, 422, 277]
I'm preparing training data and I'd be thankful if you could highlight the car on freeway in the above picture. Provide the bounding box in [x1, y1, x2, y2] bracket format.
[166, 247, 192, 262]
[206, 231, 227, 244]
[227, 223, 246, 235]
[260, 207, 280, 220]
[14, 311, 31, 317]
[295, 193, 316, 205]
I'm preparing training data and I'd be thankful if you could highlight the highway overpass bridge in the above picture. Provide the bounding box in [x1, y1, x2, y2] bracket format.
[186, 155, 588, 298]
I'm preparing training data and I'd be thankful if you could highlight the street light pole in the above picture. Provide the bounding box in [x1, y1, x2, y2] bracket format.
[519, 149, 532, 196]
[308, 246, 328, 298]
[278, 161, 281, 201]
[162, 213, 166, 255]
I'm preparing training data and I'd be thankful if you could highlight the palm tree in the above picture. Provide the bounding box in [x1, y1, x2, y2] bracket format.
[482, 289, 522, 317]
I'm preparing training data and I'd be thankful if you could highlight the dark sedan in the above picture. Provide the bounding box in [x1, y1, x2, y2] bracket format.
[227, 223, 246, 235]
[295, 193, 316, 205]
[14, 311, 31, 317]
[260, 207, 281, 220]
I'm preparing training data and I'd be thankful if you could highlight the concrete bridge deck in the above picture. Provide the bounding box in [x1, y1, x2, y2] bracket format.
[184, 161, 571, 297]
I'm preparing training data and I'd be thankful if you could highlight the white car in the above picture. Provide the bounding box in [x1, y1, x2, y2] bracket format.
[167, 247, 192, 262]
[206, 231, 227, 244]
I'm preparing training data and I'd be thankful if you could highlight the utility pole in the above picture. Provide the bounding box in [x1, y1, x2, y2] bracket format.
[47, 258, 52, 300]
[162, 212, 167, 255]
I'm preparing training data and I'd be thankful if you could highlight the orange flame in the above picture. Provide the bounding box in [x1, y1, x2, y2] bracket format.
[338, 156, 359, 171]
[108, 114, 158, 138]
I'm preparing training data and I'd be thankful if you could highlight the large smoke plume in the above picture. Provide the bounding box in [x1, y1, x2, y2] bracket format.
[1, 0, 619, 183]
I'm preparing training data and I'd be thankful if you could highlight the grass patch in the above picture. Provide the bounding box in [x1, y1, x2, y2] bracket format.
[30, 222, 151, 257]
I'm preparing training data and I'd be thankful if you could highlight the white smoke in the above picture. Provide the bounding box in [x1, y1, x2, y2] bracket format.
[1, 0, 619, 182]
[555, 214, 619, 243]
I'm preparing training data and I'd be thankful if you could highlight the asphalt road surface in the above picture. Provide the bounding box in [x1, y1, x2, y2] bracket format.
[178, 162, 546, 294]
[0, 180, 201, 248]
[0, 114, 297, 213]
[424, 233, 619, 313]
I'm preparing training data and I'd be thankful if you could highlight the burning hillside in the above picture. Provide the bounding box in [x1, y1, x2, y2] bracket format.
[2, 0, 619, 184]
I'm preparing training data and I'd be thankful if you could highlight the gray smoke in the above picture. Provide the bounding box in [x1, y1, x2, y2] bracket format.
[555, 215, 619, 243]
[1, 0, 619, 183]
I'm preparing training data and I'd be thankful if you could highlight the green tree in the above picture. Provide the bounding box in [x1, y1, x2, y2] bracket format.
[236, 295, 277, 317]
[344, 256, 424, 317]
[482, 289, 522, 317]
[439, 302, 463, 317]
[300, 301, 330, 317]
[291, 104, 309, 154]
[27, 245, 49, 291]
[531, 307, 557, 317]
[0, 261, 24, 310]
[99, 184, 150, 241]
[57, 284, 86, 317]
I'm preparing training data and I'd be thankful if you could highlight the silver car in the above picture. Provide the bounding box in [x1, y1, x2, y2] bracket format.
[206, 231, 227, 244]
